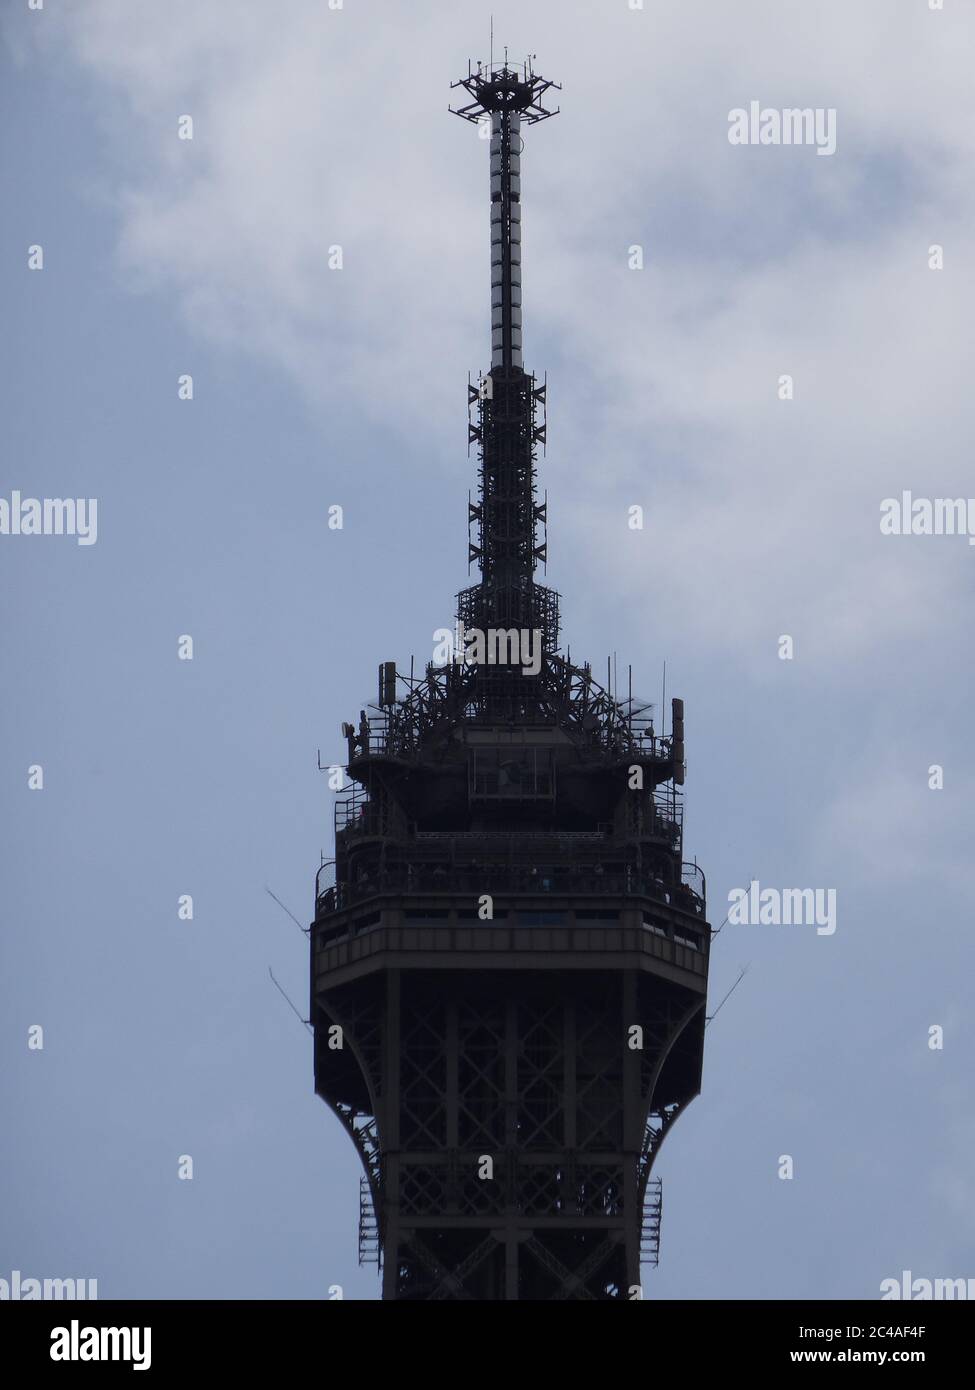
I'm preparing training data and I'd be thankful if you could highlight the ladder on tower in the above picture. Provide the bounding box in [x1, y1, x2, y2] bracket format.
[358, 1176, 381, 1268]
[641, 1177, 663, 1267]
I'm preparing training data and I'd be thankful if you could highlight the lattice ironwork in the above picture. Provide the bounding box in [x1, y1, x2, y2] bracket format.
[575, 1000, 622, 1151]
[399, 1165, 447, 1217]
[517, 1002, 565, 1149]
[458, 1165, 508, 1217]
[457, 1004, 506, 1149]
[399, 1006, 448, 1149]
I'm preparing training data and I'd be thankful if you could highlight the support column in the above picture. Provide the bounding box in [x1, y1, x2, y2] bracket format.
[622, 972, 642, 1290]
[380, 970, 401, 1300]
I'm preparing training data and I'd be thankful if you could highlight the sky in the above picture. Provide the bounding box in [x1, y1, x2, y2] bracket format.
[1, 0, 973, 1300]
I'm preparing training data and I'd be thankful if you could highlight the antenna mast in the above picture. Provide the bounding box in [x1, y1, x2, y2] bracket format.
[450, 59, 562, 657]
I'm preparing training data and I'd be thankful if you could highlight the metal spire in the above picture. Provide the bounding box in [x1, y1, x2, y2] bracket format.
[451, 59, 562, 654]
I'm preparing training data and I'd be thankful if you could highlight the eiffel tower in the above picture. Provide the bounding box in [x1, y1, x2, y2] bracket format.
[311, 58, 710, 1301]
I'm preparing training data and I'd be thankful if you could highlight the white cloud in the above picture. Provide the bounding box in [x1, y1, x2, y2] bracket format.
[31, 0, 975, 672]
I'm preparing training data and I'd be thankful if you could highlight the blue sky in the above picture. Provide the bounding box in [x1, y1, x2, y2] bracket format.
[2, 0, 973, 1299]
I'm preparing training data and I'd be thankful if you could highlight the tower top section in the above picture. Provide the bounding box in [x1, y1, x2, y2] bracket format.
[449, 59, 561, 125]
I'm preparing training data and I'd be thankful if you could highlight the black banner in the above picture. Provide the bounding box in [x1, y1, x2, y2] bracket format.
[3, 1298, 970, 1374]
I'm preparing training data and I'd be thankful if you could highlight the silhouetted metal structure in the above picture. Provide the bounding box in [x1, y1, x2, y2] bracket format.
[311, 59, 710, 1300]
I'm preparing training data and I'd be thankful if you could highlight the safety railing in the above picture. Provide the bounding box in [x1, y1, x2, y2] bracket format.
[315, 863, 705, 919]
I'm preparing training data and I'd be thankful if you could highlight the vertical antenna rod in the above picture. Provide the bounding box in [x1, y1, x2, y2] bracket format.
[451, 60, 560, 370]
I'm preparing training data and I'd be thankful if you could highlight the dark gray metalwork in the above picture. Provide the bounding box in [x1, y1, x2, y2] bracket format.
[310, 58, 710, 1300]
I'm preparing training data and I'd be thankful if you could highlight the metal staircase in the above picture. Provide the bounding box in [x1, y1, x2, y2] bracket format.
[358, 1176, 381, 1268]
[641, 1177, 663, 1267]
